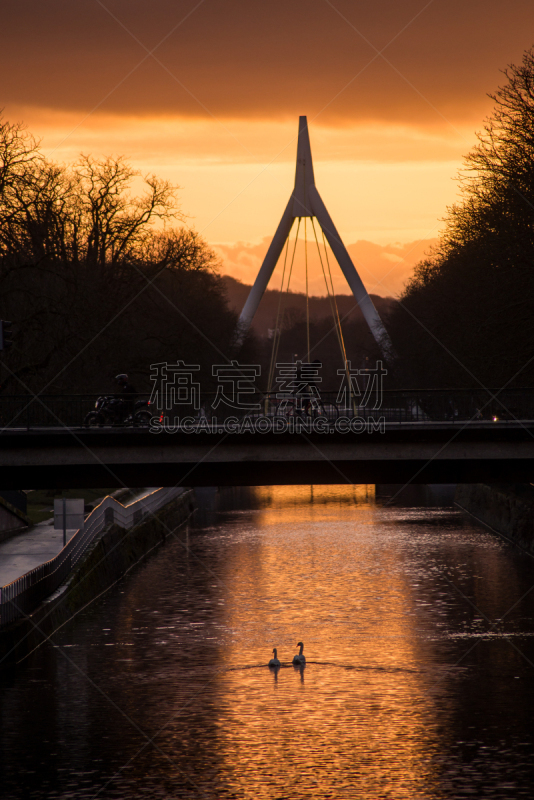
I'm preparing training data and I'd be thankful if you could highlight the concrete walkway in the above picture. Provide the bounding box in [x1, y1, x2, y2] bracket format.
[0, 488, 159, 588]
[0, 521, 78, 588]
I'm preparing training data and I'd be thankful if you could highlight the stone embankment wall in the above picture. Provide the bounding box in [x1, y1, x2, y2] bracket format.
[455, 483, 534, 553]
[0, 489, 195, 666]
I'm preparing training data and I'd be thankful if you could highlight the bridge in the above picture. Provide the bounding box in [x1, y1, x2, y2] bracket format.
[1, 388, 532, 488]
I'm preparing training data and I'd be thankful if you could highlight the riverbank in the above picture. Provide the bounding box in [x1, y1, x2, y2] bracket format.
[455, 483, 534, 554]
[0, 490, 154, 588]
[0, 488, 195, 666]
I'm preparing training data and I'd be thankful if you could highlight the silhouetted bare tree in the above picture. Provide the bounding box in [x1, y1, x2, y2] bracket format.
[388, 46, 534, 388]
[0, 116, 252, 395]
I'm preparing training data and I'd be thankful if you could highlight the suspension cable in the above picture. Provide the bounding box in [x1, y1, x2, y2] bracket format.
[311, 221, 354, 410]
[311, 219, 345, 360]
[267, 217, 301, 395]
[322, 227, 357, 411]
[269, 223, 292, 357]
[305, 217, 310, 362]
[321, 229, 343, 329]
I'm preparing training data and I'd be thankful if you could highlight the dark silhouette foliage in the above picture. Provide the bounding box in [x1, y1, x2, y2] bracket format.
[388, 47, 534, 388]
[0, 116, 251, 395]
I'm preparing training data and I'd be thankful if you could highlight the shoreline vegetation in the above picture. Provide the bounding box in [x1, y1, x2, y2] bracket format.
[387, 47, 534, 389]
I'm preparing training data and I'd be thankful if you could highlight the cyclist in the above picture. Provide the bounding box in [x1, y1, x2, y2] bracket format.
[115, 373, 137, 419]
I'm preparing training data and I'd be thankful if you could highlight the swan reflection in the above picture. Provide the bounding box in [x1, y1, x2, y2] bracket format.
[269, 664, 280, 683]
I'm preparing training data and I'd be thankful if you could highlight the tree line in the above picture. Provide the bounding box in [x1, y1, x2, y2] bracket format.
[387, 46, 534, 389]
[0, 117, 254, 396]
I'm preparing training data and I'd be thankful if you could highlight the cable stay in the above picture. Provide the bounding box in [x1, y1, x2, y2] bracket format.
[266, 217, 301, 403]
[264, 212, 354, 415]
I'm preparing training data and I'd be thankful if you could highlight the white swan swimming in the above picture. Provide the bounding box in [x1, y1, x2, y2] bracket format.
[292, 641, 306, 665]
[268, 648, 281, 667]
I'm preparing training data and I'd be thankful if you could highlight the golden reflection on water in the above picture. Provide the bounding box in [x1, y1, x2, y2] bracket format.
[254, 483, 376, 508]
[212, 485, 442, 798]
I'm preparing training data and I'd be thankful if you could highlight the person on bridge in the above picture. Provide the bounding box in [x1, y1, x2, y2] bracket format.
[115, 373, 137, 418]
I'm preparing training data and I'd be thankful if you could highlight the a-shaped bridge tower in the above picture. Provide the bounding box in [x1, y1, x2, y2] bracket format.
[236, 116, 393, 358]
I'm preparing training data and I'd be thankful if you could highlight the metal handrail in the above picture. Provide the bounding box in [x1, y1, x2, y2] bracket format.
[0, 389, 533, 429]
[0, 487, 185, 627]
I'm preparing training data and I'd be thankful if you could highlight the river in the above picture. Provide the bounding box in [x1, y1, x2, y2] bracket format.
[2, 484, 534, 799]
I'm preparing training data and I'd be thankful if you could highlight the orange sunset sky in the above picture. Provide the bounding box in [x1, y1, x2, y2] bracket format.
[3, 0, 534, 297]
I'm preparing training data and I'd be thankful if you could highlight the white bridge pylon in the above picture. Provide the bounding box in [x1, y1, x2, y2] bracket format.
[236, 116, 394, 359]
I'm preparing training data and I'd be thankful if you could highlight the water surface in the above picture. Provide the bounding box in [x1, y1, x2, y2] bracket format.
[2, 484, 534, 798]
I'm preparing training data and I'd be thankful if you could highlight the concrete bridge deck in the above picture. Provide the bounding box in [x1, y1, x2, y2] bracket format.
[1, 421, 533, 488]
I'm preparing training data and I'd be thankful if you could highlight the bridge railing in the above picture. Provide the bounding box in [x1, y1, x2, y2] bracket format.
[0, 388, 533, 429]
[376, 388, 534, 423]
[0, 487, 186, 628]
[0, 394, 151, 430]
[159, 387, 534, 423]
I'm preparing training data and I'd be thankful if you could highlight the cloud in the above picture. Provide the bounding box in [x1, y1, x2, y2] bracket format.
[3, 0, 534, 131]
[3, 1, 527, 278]
[213, 236, 438, 298]
[10, 109, 471, 166]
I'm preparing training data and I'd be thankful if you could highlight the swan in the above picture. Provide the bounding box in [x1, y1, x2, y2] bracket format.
[292, 641, 306, 665]
[268, 648, 281, 667]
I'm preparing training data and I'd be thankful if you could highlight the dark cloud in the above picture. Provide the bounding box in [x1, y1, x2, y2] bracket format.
[3, 0, 534, 127]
